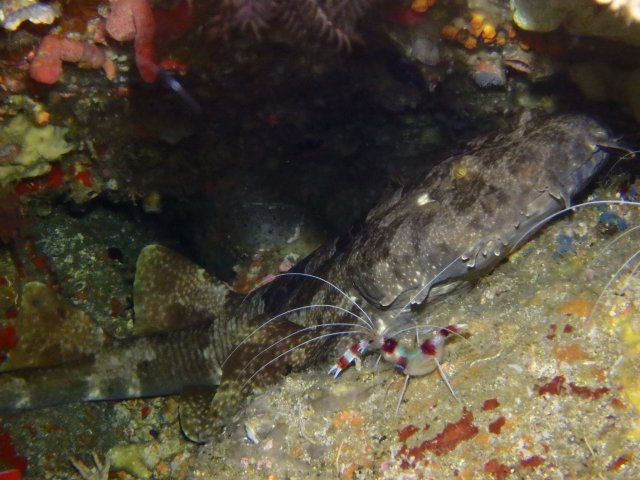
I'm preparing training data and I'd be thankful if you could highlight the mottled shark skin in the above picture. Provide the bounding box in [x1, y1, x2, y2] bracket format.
[0, 114, 613, 442]
[345, 114, 611, 313]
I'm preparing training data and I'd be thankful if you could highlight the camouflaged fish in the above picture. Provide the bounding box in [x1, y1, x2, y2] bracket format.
[0, 114, 613, 442]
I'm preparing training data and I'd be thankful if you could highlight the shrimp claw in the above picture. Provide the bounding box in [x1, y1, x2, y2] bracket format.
[328, 339, 371, 377]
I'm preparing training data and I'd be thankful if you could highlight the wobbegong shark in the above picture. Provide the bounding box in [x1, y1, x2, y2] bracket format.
[0, 114, 616, 442]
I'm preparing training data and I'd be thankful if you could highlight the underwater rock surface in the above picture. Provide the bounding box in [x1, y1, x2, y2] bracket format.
[2, 115, 637, 479]
[511, 0, 640, 45]
[192, 193, 640, 479]
[1, 0, 640, 478]
[0, 115, 72, 187]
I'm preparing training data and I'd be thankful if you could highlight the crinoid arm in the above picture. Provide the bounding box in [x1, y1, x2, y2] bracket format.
[179, 387, 219, 443]
[70, 452, 110, 480]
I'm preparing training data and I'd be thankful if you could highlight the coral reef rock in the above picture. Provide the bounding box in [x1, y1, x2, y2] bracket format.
[0, 115, 73, 187]
[511, 0, 640, 46]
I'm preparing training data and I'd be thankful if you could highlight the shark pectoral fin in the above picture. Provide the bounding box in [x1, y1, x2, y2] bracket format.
[0, 282, 104, 373]
[188, 377, 246, 442]
[535, 175, 570, 209]
[179, 387, 218, 443]
[380, 291, 400, 308]
[133, 244, 234, 336]
[518, 183, 565, 228]
[184, 317, 331, 443]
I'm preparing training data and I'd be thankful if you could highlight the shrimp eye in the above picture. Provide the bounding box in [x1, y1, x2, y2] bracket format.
[381, 337, 398, 354]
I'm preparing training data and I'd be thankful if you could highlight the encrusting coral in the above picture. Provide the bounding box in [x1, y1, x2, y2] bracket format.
[511, 0, 640, 47]
[212, 0, 379, 50]
[106, 0, 158, 83]
[0, 115, 73, 187]
[0, 0, 59, 31]
[24, 0, 164, 84]
[29, 35, 116, 84]
[595, 0, 640, 21]
[25, 0, 375, 85]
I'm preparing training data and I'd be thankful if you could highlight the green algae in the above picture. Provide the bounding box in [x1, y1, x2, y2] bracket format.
[0, 115, 73, 187]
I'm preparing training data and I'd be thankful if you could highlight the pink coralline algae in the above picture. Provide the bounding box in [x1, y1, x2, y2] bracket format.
[106, 0, 158, 83]
[29, 35, 116, 84]
[29, 0, 187, 84]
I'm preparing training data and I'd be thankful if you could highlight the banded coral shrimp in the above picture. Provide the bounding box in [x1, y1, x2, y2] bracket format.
[195, 193, 640, 479]
[220, 271, 472, 416]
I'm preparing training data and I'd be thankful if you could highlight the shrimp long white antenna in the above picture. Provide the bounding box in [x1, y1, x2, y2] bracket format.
[234, 322, 368, 382]
[385, 324, 474, 349]
[588, 249, 640, 324]
[593, 224, 640, 257]
[513, 199, 640, 324]
[394, 347, 460, 415]
[511, 200, 640, 252]
[221, 303, 372, 369]
[396, 255, 466, 315]
[619, 148, 639, 160]
[391, 201, 640, 326]
[240, 329, 365, 389]
[603, 147, 638, 173]
[621, 252, 640, 289]
[277, 272, 375, 329]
